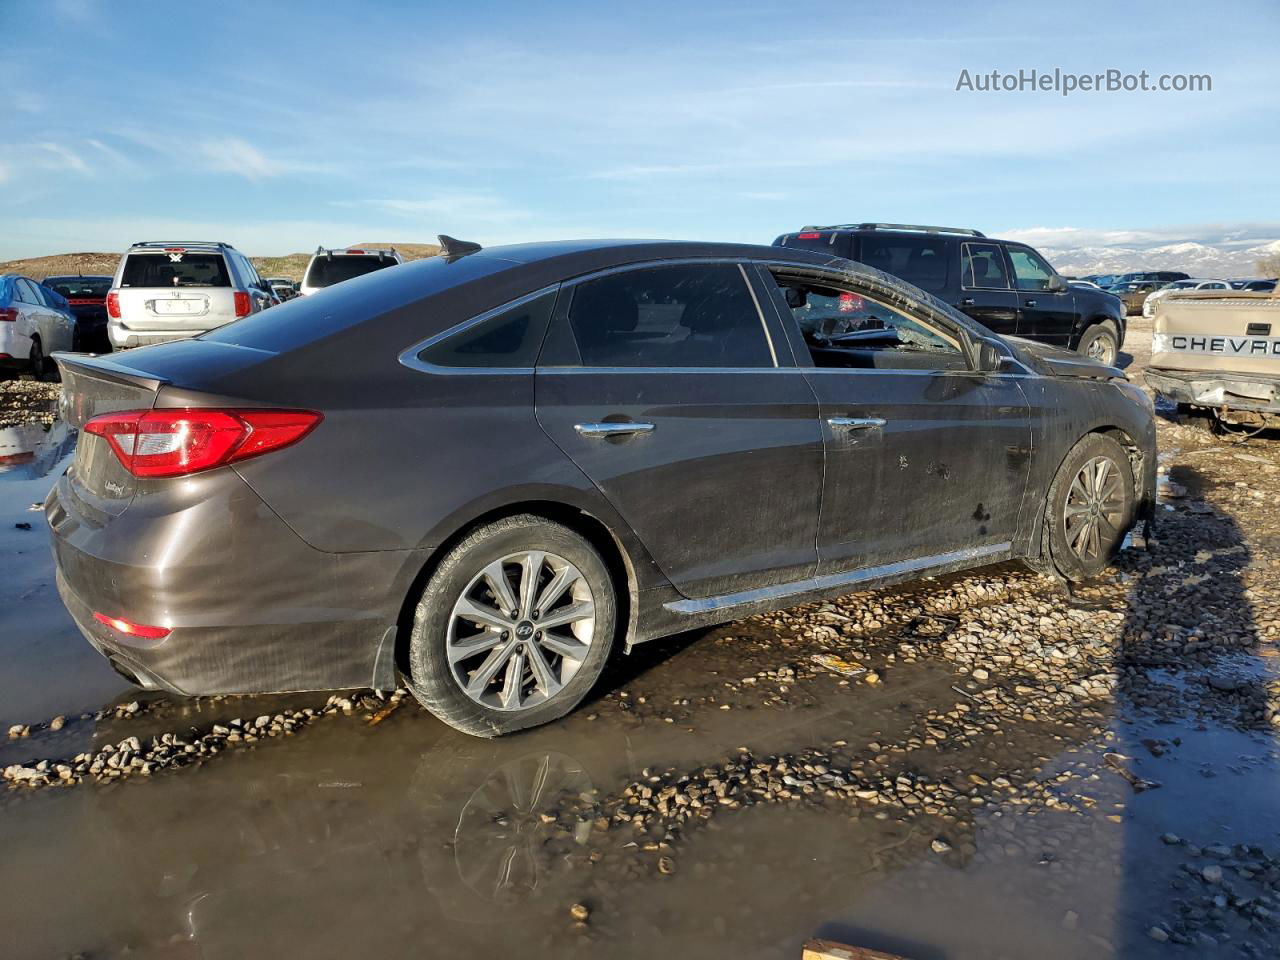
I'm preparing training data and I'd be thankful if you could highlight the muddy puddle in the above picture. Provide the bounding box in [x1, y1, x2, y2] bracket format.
[5, 378, 1280, 959]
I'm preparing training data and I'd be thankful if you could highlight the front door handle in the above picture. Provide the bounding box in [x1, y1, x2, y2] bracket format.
[959, 297, 976, 307]
[574, 422, 656, 439]
[1023, 299, 1037, 308]
[827, 417, 886, 430]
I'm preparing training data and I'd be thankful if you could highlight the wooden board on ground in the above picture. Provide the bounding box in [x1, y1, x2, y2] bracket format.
[802, 939, 910, 960]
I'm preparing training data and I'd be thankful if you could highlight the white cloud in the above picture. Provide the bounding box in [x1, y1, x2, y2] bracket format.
[196, 137, 283, 180]
[34, 142, 90, 174]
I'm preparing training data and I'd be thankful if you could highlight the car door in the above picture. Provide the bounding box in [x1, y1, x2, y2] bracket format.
[34, 283, 75, 352]
[956, 241, 1019, 335]
[1006, 244, 1076, 345]
[754, 265, 1033, 576]
[534, 261, 824, 600]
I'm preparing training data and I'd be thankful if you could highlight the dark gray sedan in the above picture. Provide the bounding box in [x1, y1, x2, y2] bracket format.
[48, 238, 1156, 737]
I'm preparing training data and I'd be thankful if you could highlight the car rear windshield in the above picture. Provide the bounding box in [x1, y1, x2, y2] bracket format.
[121, 253, 230, 288]
[305, 255, 398, 288]
[46, 278, 112, 298]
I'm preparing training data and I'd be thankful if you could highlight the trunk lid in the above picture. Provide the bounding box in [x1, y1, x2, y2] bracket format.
[57, 355, 168, 516]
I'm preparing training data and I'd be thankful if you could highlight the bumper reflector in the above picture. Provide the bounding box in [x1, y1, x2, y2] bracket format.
[92, 612, 171, 640]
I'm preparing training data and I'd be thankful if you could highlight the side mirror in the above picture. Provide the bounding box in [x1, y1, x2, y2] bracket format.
[1047, 274, 1068, 292]
[975, 337, 1005, 373]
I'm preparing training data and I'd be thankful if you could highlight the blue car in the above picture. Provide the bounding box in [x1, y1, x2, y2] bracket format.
[0, 275, 77, 380]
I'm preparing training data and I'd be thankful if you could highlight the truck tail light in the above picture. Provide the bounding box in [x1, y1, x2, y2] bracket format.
[233, 291, 252, 317]
[797, 232, 822, 239]
[83, 409, 322, 478]
[106, 292, 121, 318]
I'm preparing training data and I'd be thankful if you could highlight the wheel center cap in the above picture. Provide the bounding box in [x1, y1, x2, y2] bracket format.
[515, 621, 535, 640]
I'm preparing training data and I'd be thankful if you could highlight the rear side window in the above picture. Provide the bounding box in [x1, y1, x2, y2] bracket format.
[854, 236, 951, 293]
[961, 242, 1010, 289]
[419, 290, 555, 368]
[305, 255, 397, 288]
[565, 264, 773, 368]
[121, 253, 230, 288]
[14, 278, 41, 304]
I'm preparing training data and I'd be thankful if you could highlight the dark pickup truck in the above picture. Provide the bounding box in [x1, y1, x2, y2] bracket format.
[774, 223, 1127, 365]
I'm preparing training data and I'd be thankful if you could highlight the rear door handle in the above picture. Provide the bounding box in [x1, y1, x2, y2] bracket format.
[959, 297, 975, 307]
[827, 417, 885, 430]
[1023, 299, 1037, 308]
[574, 422, 656, 439]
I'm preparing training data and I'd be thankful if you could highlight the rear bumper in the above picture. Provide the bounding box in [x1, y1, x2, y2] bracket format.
[1144, 367, 1280, 414]
[46, 469, 421, 695]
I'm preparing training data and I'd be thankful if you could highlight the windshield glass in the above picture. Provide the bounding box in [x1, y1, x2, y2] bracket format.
[121, 253, 230, 288]
[304, 255, 397, 288]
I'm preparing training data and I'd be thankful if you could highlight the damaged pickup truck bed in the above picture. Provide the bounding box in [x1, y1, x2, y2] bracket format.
[47, 238, 1156, 738]
[1145, 286, 1280, 421]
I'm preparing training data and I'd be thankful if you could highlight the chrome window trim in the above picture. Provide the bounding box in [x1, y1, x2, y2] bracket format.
[739, 262, 779, 366]
[397, 284, 560, 376]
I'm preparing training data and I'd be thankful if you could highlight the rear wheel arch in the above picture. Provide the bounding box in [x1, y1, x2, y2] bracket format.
[393, 499, 638, 682]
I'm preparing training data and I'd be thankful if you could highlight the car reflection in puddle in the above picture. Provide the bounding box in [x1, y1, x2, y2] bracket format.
[0, 419, 75, 483]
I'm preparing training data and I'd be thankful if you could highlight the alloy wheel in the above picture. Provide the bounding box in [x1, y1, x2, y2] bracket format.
[1086, 335, 1116, 365]
[1063, 455, 1126, 561]
[447, 551, 596, 711]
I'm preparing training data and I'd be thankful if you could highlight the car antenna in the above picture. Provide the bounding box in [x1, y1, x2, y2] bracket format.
[438, 235, 482, 260]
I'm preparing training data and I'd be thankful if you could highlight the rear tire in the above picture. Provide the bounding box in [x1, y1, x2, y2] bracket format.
[1045, 433, 1136, 581]
[28, 337, 59, 382]
[1077, 322, 1119, 366]
[406, 515, 617, 738]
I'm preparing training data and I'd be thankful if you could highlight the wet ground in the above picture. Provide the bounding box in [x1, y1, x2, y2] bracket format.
[4, 320, 1280, 959]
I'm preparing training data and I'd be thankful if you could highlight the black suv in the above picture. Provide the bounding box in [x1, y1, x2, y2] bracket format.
[774, 223, 1127, 365]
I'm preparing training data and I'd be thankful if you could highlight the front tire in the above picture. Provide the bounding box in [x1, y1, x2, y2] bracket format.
[406, 515, 617, 738]
[1077, 322, 1119, 366]
[1045, 433, 1136, 581]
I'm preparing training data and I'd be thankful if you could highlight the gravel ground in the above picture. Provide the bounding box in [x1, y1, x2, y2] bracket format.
[3, 324, 1280, 958]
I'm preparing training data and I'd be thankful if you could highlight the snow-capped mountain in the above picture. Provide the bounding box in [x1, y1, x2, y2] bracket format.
[1014, 234, 1280, 279]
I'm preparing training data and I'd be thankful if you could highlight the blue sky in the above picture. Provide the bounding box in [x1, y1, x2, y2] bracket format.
[2, 0, 1277, 259]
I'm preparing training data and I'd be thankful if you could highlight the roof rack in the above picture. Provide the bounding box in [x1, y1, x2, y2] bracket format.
[129, 240, 233, 249]
[801, 223, 985, 238]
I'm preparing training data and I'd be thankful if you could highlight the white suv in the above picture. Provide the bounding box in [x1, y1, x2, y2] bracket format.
[299, 246, 404, 296]
[106, 241, 274, 349]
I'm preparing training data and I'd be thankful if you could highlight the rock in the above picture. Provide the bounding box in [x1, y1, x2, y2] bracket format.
[7, 724, 28, 739]
[569, 903, 590, 922]
[49, 716, 65, 732]
[931, 839, 952, 854]
[657, 856, 676, 875]
[1148, 927, 1169, 943]
[1201, 865, 1223, 884]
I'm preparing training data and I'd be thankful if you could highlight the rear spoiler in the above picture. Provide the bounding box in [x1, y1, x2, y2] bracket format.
[53, 352, 170, 392]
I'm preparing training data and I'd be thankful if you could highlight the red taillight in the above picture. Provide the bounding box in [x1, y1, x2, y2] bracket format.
[233, 291, 252, 317]
[345, 249, 365, 255]
[797, 232, 822, 239]
[92, 612, 171, 640]
[0, 307, 17, 322]
[106, 292, 121, 318]
[163, 247, 185, 253]
[83, 408, 322, 478]
[67, 297, 104, 306]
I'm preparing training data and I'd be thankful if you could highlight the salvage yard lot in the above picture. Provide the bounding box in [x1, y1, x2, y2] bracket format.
[2, 316, 1280, 958]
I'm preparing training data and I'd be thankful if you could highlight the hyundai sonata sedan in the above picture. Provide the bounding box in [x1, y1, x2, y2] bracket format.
[48, 237, 1156, 737]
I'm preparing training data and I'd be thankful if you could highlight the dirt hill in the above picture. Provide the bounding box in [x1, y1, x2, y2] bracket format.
[0, 242, 442, 284]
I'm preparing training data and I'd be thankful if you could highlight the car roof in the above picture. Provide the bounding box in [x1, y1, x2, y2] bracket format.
[467, 238, 841, 272]
[43, 275, 112, 282]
